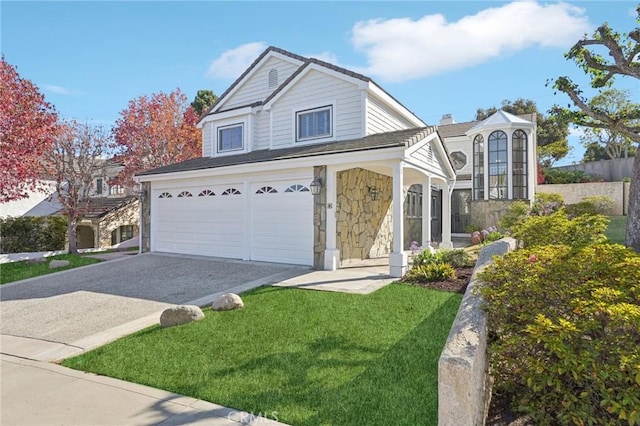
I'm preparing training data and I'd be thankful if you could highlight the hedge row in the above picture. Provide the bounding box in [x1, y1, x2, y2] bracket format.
[0, 216, 67, 254]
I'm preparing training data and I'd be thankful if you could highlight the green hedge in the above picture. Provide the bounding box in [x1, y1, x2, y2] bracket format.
[0, 216, 67, 253]
[478, 244, 640, 425]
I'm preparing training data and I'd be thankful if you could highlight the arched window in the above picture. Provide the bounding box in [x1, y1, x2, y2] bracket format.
[177, 191, 193, 198]
[488, 131, 508, 199]
[512, 130, 528, 199]
[256, 186, 277, 194]
[268, 69, 278, 88]
[473, 135, 484, 200]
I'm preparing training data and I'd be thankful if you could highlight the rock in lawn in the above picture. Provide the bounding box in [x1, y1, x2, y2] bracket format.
[160, 305, 204, 328]
[211, 293, 244, 311]
[27, 257, 47, 264]
[49, 260, 70, 269]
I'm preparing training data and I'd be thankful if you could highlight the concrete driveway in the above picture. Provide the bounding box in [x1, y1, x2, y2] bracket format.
[0, 252, 307, 361]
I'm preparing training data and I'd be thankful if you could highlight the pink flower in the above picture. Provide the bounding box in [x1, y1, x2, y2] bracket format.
[528, 254, 537, 264]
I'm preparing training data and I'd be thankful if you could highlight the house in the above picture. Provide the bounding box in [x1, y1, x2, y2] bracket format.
[135, 46, 537, 277]
[52, 158, 140, 249]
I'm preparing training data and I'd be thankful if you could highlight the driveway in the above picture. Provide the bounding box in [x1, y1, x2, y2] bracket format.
[0, 253, 307, 359]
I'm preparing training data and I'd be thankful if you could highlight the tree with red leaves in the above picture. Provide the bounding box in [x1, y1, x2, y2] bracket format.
[0, 56, 59, 202]
[113, 89, 201, 185]
[44, 120, 112, 254]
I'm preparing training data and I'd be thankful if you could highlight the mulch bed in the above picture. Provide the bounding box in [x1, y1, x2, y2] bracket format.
[401, 266, 475, 294]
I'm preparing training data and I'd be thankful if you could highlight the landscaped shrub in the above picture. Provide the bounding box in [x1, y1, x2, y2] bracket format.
[498, 200, 530, 232]
[511, 209, 608, 248]
[0, 216, 67, 253]
[478, 243, 640, 425]
[440, 249, 474, 268]
[531, 192, 564, 216]
[412, 249, 445, 267]
[484, 231, 504, 243]
[542, 168, 602, 184]
[566, 195, 615, 218]
[405, 262, 456, 282]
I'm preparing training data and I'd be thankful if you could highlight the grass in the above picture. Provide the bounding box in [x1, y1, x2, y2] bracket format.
[0, 254, 101, 284]
[606, 215, 627, 245]
[63, 284, 462, 425]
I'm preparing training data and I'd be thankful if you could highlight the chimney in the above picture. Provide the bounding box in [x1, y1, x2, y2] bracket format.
[440, 114, 455, 125]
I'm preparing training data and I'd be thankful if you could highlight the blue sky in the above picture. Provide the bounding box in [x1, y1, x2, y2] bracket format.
[2, 1, 638, 165]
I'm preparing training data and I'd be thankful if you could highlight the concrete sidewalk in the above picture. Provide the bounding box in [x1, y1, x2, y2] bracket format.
[1, 353, 286, 426]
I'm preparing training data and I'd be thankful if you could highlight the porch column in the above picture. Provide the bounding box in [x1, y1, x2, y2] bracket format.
[389, 162, 407, 277]
[440, 181, 453, 249]
[422, 175, 432, 247]
[323, 165, 340, 270]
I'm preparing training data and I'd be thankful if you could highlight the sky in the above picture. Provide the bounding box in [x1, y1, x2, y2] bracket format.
[2, 1, 638, 166]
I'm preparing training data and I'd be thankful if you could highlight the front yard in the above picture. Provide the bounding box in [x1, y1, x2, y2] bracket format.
[63, 284, 462, 425]
[0, 254, 101, 284]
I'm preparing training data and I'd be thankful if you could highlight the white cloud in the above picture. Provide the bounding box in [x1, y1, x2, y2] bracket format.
[351, 1, 592, 82]
[43, 84, 71, 95]
[206, 42, 268, 79]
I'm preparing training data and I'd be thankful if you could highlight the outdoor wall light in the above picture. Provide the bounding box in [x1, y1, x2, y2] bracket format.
[310, 177, 322, 195]
[369, 186, 379, 201]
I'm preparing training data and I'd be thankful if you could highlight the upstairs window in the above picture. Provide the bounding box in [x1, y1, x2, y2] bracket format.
[296, 105, 332, 142]
[473, 135, 484, 200]
[218, 123, 243, 152]
[488, 131, 508, 200]
[95, 178, 103, 195]
[512, 129, 528, 199]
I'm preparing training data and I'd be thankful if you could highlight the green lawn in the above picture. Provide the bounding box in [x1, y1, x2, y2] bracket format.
[0, 254, 101, 284]
[63, 284, 461, 426]
[606, 215, 627, 245]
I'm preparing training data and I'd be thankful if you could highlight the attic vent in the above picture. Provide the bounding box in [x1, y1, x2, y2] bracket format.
[268, 69, 278, 88]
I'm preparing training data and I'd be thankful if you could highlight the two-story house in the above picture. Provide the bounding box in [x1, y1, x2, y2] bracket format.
[135, 46, 537, 277]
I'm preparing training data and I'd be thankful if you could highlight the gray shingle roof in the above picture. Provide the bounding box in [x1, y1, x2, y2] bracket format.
[137, 127, 438, 177]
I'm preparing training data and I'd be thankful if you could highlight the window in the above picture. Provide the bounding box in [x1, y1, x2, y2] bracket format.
[218, 123, 243, 152]
[488, 131, 508, 200]
[473, 135, 484, 200]
[198, 190, 215, 197]
[95, 178, 103, 195]
[407, 187, 423, 218]
[256, 186, 277, 194]
[222, 188, 241, 195]
[111, 225, 134, 245]
[296, 105, 332, 141]
[177, 191, 193, 198]
[284, 184, 309, 193]
[512, 129, 528, 199]
[158, 192, 172, 198]
[109, 184, 124, 196]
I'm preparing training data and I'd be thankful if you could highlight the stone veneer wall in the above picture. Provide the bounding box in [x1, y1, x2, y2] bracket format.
[469, 200, 525, 230]
[141, 181, 151, 252]
[96, 200, 140, 248]
[313, 166, 327, 270]
[336, 168, 393, 262]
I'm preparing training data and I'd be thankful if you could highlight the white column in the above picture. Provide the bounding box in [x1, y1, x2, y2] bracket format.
[324, 166, 340, 270]
[389, 162, 408, 277]
[440, 181, 453, 249]
[422, 175, 432, 247]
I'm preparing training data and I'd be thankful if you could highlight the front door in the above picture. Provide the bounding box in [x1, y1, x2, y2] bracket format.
[451, 189, 472, 233]
[431, 189, 442, 242]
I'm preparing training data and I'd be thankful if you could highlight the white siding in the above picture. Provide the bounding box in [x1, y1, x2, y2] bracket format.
[222, 56, 300, 110]
[254, 111, 270, 151]
[366, 95, 414, 135]
[202, 122, 212, 157]
[270, 69, 362, 148]
[411, 142, 447, 177]
[443, 136, 473, 176]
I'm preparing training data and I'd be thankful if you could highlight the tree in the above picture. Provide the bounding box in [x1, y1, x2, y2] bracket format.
[579, 89, 637, 160]
[45, 121, 112, 254]
[551, 7, 640, 251]
[0, 56, 59, 202]
[191, 89, 218, 116]
[476, 98, 570, 167]
[113, 88, 201, 185]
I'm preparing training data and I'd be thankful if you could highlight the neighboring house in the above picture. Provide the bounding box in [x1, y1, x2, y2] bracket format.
[0, 180, 61, 218]
[135, 46, 537, 277]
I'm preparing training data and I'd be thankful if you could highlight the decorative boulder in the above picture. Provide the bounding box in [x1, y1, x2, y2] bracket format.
[49, 260, 70, 269]
[160, 305, 204, 328]
[27, 257, 47, 264]
[211, 293, 244, 311]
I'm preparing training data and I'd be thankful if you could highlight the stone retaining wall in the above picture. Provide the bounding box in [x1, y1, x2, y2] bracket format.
[537, 181, 629, 215]
[438, 237, 516, 426]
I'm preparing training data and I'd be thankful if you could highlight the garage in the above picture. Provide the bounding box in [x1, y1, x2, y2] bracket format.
[151, 177, 314, 266]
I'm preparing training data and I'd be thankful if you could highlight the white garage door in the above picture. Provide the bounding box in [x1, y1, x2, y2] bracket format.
[152, 179, 314, 266]
[154, 186, 244, 259]
[250, 182, 313, 265]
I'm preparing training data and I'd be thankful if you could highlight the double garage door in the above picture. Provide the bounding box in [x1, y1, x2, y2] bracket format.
[152, 178, 314, 266]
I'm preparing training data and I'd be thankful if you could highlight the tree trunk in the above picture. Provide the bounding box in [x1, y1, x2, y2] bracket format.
[626, 152, 640, 252]
[67, 217, 78, 254]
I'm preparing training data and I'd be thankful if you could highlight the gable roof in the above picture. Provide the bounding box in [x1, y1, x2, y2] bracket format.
[438, 112, 537, 138]
[138, 126, 439, 177]
[200, 46, 422, 125]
